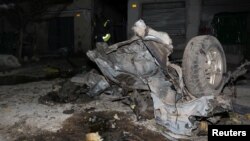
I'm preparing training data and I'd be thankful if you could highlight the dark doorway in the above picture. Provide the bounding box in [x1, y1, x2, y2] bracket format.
[48, 17, 74, 52]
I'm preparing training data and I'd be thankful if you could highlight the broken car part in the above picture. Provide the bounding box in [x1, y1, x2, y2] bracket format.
[85, 20, 231, 137]
[71, 70, 110, 97]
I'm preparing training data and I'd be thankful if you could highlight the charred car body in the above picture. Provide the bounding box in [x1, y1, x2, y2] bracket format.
[74, 20, 232, 138]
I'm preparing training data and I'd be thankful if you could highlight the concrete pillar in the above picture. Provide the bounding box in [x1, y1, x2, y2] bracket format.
[127, 0, 141, 38]
[186, 0, 202, 40]
[73, 0, 92, 53]
[74, 10, 92, 53]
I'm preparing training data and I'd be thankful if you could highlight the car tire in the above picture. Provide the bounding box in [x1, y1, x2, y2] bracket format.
[182, 35, 227, 97]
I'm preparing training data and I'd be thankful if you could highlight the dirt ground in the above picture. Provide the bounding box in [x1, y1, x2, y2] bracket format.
[0, 80, 167, 141]
[16, 111, 168, 141]
[1, 78, 250, 141]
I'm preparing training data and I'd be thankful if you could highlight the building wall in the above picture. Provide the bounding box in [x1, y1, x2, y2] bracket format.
[127, 0, 250, 63]
[37, 0, 93, 54]
[127, 0, 250, 41]
[127, 0, 199, 41]
[70, 0, 92, 53]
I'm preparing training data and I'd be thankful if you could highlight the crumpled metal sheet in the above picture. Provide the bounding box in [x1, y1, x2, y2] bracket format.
[86, 39, 231, 136]
[85, 20, 232, 137]
[71, 70, 110, 97]
[152, 94, 211, 136]
[87, 41, 159, 90]
[147, 76, 232, 136]
[151, 92, 231, 136]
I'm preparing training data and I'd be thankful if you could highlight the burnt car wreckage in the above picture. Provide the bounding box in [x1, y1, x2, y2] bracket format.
[79, 19, 232, 138]
[61, 20, 248, 139]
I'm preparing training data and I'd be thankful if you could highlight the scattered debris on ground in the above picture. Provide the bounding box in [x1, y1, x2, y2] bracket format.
[15, 112, 168, 141]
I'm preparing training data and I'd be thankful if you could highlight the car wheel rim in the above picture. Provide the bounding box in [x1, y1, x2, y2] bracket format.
[205, 47, 223, 89]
